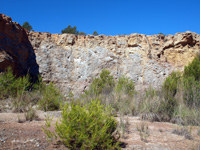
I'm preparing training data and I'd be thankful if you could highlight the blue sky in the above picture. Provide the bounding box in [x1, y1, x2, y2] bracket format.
[1, 0, 200, 35]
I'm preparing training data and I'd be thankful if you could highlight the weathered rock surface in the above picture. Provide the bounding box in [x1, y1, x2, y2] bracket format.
[0, 14, 38, 77]
[28, 31, 200, 94]
[1, 14, 200, 94]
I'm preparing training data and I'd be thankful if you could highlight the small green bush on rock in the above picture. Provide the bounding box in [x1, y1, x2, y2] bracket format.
[43, 99, 120, 149]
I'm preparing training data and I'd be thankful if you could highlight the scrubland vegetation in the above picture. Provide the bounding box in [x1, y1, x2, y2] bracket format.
[1, 54, 200, 149]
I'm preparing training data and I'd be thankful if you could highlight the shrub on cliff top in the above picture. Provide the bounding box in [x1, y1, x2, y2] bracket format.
[22, 22, 33, 31]
[61, 25, 87, 36]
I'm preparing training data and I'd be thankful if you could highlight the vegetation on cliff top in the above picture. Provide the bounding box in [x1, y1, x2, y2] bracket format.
[22, 22, 33, 31]
[61, 25, 99, 36]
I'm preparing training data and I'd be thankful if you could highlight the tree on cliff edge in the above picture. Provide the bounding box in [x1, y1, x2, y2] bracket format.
[93, 31, 98, 36]
[61, 25, 79, 35]
[22, 22, 33, 31]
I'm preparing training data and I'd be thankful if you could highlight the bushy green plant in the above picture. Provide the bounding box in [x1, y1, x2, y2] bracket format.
[0, 67, 31, 98]
[22, 21, 33, 31]
[82, 70, 136, 115]
[38, 82, 62, 111]
[183, 55, 200, 81]
[182, 76, 200, 107]
[12, 92, 31, 112]
[182, 56, 200, 107]
[139, 94, 161, 114]
[43, 99, 120, 149]
[172, 104, 200, 126]
[61, 25, 79, 35]
[85, 69, 115, 96]
[162, 71, 181, 99]
[116, 76, 135, 97]
[14, 74, 31, 96]
[0, 67, 16, 98]
[24, 105, 38, 121]
[160, 71, 181, 118]
[93, 31, 99, 36]
[138, 88, 177, 121]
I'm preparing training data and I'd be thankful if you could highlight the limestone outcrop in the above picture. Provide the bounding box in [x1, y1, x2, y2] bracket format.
[28, 31, 200, 94]
[1, 14, 199, 94]
[0, 14, 38, 77]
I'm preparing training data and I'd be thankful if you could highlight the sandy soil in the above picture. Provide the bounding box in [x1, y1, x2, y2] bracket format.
[0, 111, 200, 150]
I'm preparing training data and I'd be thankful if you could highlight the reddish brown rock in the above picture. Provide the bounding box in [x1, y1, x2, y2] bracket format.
[0, 14, 38, 77]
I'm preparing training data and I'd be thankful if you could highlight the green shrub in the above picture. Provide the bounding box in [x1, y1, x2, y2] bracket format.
[14, 74, 31, 96]
[82, 70, 136, 115]
[43, 99, 120, 149]
[12, 92, 31, 112]
[159, 97, 177, 118]
[24, 105, 38, 121]
[22, 21, 33, 31]
[0, 67, 31, 98]
[0, 67, 16, 98]
[182, 55, 200, 107]
[162, 71, 181, 99]
[182, 76, 200, 107]
[85, 69, 115, 96]
[138, 87, 177, 121]
[0, 67, 64, 113]
[160, 71, 181, 118]
[145, 86, 157, 98]
[183, 55, 200, 81]
[172, 104, 200, 126]
[116, 76, 135, 97]
[38, 82, 62, 111]
[138, 94, 161, 114]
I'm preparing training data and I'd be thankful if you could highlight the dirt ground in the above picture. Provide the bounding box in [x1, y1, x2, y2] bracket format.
[0, 111, 200, 150]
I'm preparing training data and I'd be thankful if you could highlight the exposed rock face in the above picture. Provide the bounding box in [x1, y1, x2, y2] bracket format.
[28, 31, 200, 94]
[0, 14, 38, 77]
[2, 13, 200, 95]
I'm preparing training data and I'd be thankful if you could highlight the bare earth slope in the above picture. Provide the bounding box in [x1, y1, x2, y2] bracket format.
[0, 112, 200, 150]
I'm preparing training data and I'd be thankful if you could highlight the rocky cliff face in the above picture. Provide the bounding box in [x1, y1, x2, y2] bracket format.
[1, 14, 199, 94]
[28, 30, 200, 94]
[0, 14, 38, 77]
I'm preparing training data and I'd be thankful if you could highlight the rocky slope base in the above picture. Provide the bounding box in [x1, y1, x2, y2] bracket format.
[0, 112, 200, 150]
[28, 30, 200, 93]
